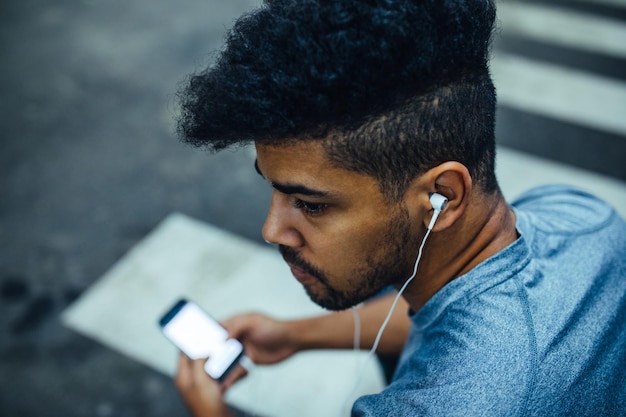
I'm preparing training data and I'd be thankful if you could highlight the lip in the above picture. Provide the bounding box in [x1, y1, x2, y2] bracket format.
[288, 264, 317, 285]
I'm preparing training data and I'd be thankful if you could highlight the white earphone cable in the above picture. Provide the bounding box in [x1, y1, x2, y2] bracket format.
[351, 306, 361, 351]
[341, 208, 442, 416]
[364, 212, 437, 364]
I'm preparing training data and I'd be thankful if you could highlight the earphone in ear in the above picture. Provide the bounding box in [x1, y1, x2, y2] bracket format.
[429, 192, 448, 212]
[346, 192, 449, 410]
[428, 193, 448, 230]
[349, 191, 448, 399]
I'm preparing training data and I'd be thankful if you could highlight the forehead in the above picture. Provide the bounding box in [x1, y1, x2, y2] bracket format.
[255, 140, 331, 175]
[255, 141, 383, 200]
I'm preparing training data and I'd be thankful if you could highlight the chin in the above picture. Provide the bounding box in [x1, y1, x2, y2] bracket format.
[304, 285, 364, 311]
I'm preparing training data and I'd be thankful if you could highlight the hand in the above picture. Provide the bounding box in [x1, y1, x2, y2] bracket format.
[222, 313, 299, 365]
[175, 353, 234, 417]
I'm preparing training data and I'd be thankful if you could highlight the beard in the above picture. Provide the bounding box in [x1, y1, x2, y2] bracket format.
[279, 206, 415, 311]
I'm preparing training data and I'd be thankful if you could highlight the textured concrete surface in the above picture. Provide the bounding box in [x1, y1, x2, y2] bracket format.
[0, 1, 264, 416]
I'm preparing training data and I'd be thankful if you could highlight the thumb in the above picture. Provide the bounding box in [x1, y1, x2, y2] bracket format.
[221, 314, 252, 338]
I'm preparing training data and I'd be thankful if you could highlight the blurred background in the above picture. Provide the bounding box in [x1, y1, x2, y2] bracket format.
[0, 0, 624, 416]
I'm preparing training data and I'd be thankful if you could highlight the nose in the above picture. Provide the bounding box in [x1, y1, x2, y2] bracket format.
[262, 191, 304, 248]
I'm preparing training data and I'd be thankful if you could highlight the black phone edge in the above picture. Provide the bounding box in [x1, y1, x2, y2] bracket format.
[158, 298, 188, 328]
[157, 297, 245, 382]
[216, 350, 245, 383]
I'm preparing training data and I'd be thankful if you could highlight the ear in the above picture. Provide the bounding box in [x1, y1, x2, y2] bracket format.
[407, 162, 472, 232]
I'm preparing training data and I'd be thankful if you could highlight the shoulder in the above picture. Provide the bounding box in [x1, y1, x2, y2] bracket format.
[353, 288, 534, 416]
[511, 185, 624, 236]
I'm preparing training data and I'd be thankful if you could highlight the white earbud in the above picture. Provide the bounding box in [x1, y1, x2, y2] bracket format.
[429, 192, 448, 212]
[349, 192, 449, 409]
[428, 193, 448, 230]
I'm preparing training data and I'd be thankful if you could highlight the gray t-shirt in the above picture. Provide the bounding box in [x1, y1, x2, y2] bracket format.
[353, 185, 626, 416]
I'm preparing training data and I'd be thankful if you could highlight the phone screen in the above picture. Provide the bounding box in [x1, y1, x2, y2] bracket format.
[159, 299, 243, 380]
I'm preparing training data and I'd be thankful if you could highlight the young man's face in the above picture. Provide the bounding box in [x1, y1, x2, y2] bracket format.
[255, 141, 421, 311]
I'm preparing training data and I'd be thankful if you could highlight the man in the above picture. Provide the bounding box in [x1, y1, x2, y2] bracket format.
[173, 0, 626, 416]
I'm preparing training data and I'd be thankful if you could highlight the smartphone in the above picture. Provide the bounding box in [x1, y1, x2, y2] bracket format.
[159, 298, 244, 381]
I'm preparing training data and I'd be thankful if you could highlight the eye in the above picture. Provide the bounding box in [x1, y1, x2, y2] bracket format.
[293, 198, 328, 216]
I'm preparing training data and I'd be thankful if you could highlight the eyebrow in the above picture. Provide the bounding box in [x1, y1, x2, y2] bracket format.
[254, 159, 330, 197]
[272, 182, 329, 197]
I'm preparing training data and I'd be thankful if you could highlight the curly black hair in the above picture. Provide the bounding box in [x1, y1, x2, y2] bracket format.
[177, 0, 499, 199]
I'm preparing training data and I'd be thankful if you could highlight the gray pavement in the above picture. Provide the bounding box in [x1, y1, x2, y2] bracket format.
[1, 0, 625, 416]
[0, 1, 263, 416]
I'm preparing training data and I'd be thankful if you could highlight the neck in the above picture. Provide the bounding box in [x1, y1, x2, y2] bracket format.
[401, 192, 518, 312]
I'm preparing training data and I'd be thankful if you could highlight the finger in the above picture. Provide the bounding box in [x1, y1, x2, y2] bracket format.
[221, 314, 249, 338]
[175, 352, 193, 389]
[191, 357, 210, 383]
[220, 364, 249, 392]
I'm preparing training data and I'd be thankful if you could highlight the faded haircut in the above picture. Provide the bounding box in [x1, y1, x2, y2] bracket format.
[177, 0, 499, 200]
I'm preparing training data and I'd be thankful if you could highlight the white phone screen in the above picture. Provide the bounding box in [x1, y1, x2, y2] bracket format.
[161, 300, 243, 379]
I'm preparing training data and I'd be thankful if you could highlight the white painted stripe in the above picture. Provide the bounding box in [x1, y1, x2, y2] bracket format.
[62, 213, 386, 417]
[498, 1, 626, 59]
[496, 146, 626, 216]
[491, 53, 626, 136]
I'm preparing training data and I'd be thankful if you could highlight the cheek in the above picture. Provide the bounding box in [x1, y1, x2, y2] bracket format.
[309, 220, 392, 275]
